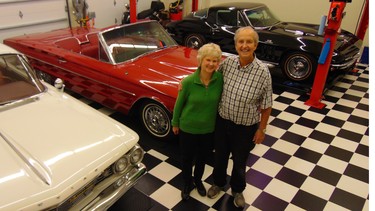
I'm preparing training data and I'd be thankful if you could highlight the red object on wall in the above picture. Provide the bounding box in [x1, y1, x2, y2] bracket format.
[170, 11, 183, 20]
[305, 1, 348, 109]
[130, 0, 137, 23]
[356, 0, 368, 40]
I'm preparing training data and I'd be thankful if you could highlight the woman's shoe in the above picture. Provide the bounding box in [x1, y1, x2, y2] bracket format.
[181, 183, 195, 200]
[195, 181, 207, 196]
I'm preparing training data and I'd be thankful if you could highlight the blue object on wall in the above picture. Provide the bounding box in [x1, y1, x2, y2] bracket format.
[360, 46, 369, 64]
[318, 38, 331, 64]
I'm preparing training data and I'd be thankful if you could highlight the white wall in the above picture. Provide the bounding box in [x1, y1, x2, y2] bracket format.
[0, 0, 152, 42]
[0, 0, 68, 42]
[83, 0, 127, 27]
[0, 0, 368, 47]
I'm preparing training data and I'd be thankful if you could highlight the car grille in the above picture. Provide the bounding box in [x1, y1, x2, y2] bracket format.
[52, 168, 114, 211]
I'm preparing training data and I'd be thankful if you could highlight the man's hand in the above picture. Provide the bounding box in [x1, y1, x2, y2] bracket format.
[253, 129, 266, 144]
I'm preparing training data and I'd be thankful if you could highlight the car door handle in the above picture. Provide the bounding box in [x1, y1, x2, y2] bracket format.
[58, 59, 67, 64]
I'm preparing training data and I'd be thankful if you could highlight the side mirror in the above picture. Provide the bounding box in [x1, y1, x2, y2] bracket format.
[54, 78, 65, 92]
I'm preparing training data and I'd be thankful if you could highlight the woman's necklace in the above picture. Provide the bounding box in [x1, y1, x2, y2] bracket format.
[200, 76, 210, 88]
[200, 69, 212, 87]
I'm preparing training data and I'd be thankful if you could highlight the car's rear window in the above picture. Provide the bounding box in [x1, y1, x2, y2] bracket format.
[217, 10, 238, 26]
[193, 8, 208, 18]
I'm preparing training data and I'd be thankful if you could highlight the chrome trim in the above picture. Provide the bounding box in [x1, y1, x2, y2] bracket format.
[331, 53, 360, 69]
[25, 56, 137, 97]
[81, 163, 147, 211]
[0, 93, 40, 107]
[261, 60, 277, 69]
[221, 52, 277, 69]
[129, 144, 145, 165]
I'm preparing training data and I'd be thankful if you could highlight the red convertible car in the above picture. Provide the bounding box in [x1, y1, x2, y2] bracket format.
[4, 21, 200, 140]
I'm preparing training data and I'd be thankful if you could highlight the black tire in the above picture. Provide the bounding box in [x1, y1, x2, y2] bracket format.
[140, 101, 172, 140]
[184, 34, 206, 49]
[281, 52, 316, 82]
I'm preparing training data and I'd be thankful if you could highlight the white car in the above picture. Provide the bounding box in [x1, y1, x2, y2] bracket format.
[0, 43, 146, 211]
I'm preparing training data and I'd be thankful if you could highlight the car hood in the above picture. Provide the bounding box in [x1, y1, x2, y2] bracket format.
[127, 46, 199, 98]
[278, 22, 320, 36]
[137, 46, 198, 79]
[0, 85, 138, 209]
[269, 22, 362, 58]
[275, 22, 361, 44]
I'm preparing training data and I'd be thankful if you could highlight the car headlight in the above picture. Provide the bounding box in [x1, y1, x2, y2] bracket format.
[129, 144, 144, 165]
[113, 157, 129, 174]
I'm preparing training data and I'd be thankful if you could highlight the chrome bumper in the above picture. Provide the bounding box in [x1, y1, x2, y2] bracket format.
[77, 163, 147, 211]
[331, 53, 360, 70]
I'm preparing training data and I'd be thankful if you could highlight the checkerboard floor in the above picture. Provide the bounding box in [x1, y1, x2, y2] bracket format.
[71, 64, 369, 211]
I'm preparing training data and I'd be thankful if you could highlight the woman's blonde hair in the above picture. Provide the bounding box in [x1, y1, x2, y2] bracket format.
[197, 43, 222, 66]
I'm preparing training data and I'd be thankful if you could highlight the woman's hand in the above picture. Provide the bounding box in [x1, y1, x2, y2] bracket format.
[173, 126, 180, 135]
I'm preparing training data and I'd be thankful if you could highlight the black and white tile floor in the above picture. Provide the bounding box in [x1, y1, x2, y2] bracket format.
[72, 64, 369, 211]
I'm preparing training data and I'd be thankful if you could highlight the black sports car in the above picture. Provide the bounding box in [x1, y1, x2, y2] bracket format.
[166, 2, 362, 83]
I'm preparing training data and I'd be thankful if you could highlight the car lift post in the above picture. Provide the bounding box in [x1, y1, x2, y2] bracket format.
[356, 0, 368, 41]
[192, 0, 199, 11]
[305, 0, 351, 109]
[130, 0, 137, 23]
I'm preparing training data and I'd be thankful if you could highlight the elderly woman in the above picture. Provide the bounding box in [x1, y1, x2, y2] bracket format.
[171, 43, 223, 200]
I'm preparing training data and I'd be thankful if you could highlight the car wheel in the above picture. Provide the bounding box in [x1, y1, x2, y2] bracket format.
[281, 52, 316, 82]
[184, 34, 206, 49]
[140, 101, 172, 140]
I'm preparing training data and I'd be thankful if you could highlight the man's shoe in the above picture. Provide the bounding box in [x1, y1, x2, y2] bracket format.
[207, 185, 222, 199]
[181, 183, 195, 200]
[195, 181, 206, 196]
[233, 192, 245, 208]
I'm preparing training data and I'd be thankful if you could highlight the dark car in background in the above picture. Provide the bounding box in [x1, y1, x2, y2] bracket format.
[166, 2, 362, 84]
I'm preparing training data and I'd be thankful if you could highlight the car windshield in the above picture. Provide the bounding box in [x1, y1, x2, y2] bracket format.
[0, 54, 44, 105]
[101, 21, 177, 64]
[244, 6, 280, 27]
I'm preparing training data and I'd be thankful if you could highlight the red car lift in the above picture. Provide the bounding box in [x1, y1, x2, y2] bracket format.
[305, 0, 352, 109]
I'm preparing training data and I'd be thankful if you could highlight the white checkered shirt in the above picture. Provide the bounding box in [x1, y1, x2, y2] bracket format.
[218, 55, 273, 126]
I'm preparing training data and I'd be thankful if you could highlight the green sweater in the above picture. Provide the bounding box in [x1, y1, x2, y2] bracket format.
[171, 68, 223, 134]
